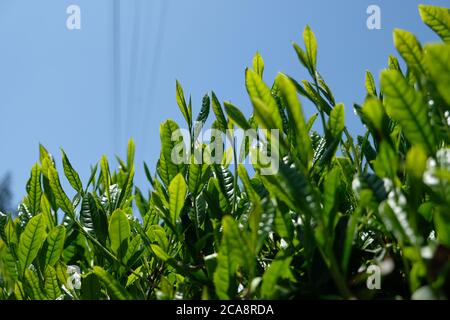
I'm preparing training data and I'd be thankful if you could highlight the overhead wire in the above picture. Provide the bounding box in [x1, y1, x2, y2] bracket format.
[125, 0, 144, 144]
[113, 0, 121, 155]
[141, 0, 169, 154]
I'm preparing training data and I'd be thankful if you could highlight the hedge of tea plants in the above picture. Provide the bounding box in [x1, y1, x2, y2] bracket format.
[1, 4, 450, 300]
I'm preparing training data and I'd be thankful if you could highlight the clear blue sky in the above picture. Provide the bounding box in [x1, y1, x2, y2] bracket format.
[0, 0, 448, 206]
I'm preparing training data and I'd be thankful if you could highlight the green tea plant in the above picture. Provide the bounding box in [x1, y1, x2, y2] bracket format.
[1, 4, 450, 300]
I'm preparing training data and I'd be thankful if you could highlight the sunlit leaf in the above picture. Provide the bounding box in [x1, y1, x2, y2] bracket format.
[18, 214, 46, 274]
[61, 149, 83, 193]
[394, 29, 426, 77]
[425, 44, 450, 105]
[381, 70, 436, 155]
[44, 266, 61, 300]
[109, 209, 131, 260]
[176, 80, 192, 127]
[44, 225, 66, 268]
[93, 266, 131, 300]
[419, 5, 450, 43]
[27, 163, 42, 216]
[168, 173, 187, 224]
[252, 51, 265, 78]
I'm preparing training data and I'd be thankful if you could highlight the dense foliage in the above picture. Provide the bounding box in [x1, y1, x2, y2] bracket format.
[1, 4, 450, 300]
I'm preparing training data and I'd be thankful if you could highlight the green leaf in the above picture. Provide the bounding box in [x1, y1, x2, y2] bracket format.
[435, 210, 450, 247]
[157, 152, 172, 187]
[168, 173, 187, 224]
[223, 216, 252, 272]
[194, 94, 211, 140]
[373, 142, 398, 179]
[127, 138, 135, 170]
[39, 144, 52, 165]
[1, 246, 18, 283]
[425, 44, 450, 105]
[0, 212, 6, 241]
[93, 266, 131, 300]
[214, 216, 253, 299]
[211, 92, 228, 132]
[188, 96, 193, 129]
[86, 164, 98, 190]
[61, 149, 83, 193]
[341, 200, 364, 274]
[406, 145, 428, 180]
[361, 97, 385, 131]
[44, 225, 66, 268]
[160, 119, 184, 178]
[224, 101, 251, 130]
[237, 165, 259, 203]
[365, 70, 377, 96]
[419, 5, 450, 43]
[379, 199, 417, 246]
[328, 103, 345, 138]
[293, 42, 311, 73]
[277, 73, 313, 165]
[261, 256, 293, 299]
[303, 25, 318, 72]
[188, 156, 204, 196]
[55, 262, 68, 289]
[125, 266, 142, 288]
[317, 75, 336, 106]
[380, 70, 436, 155]
[196, 94, 211, 124]
[213, 166, 235, 213]
[117, 165, 135, 209]
[306, 113, 318, 132]
[248, 198, 275, 254]
[18, 214, 47, 274]
[124, 235, 142, 266]
[358, 173, 389, 202]
[393, 29, 426, 77]
[388, 55, 402, 72]
[47, 163, 74, 217]
[24, 269, 46, 300]
[176, 80, 192, 127]
[262, 159, 319, 216]
[273, 204, 294, 241]
[252, 51, 264, 78]
[246, 69, 283, 131]
[143, 161, 155, 187]
[5, 218, 18, 245]
[146, 225, 169, 250]
[81, 272, 101, 300]
[100, 155, 111, 200]
[80, 193, 108, 245]
[299, 79, 333, 115]
[251, 98, 284, 131]
[213, 236, 235, 300]
[109, 209, 131, 259]
[322, 167, 340, 228]
[40, 194, 53, 225]
[150, 244, 171, 261]
[44, 266, 61, 300]
[27, 163, 42, 216]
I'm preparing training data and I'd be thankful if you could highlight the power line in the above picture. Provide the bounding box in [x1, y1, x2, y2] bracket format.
[141, 0, 169, 153]
[113, 0, 121, 155]
[125, 0, 144, 143]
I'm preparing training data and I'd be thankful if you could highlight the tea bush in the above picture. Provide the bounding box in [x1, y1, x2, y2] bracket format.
[1, 4, 450, 300]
